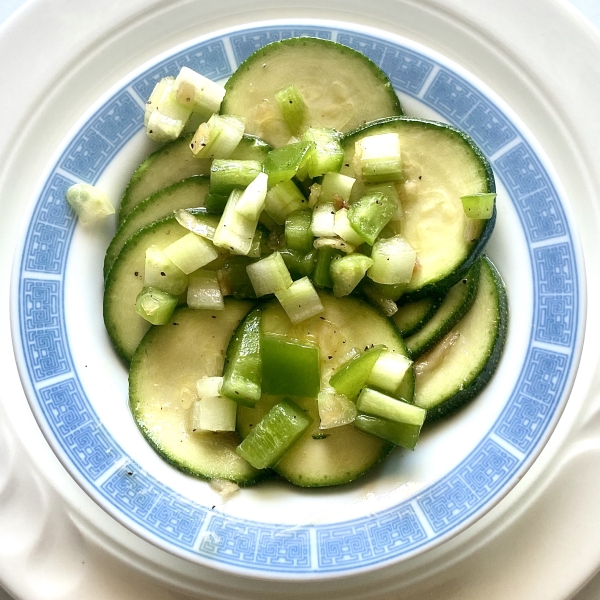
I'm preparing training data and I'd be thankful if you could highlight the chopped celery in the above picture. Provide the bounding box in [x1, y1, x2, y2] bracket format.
[174, 66, 226, 117]
[311, 202, 336, 238]
[217, 256, 257, 299]
[353, 414, 421, 450]
[187, 269, 224, 310]
[247, 227, 267, 258]
[357, 132, 402, 183]
[330, 253, 373, 297]
[135, 287, 178, 325]
[144, 245, 188, 295]
[313, 236, 356, 254]
[318, 390, 357, 429]
[275, 84, 306, 135]
[261, 334, 320, 397]
[163, 232, 218, 274]
[246, 252, 293, 297]
[174, 209, 217, 240]
[367, 235, 417, 284]
[236, 398, 313, 469]
[145, 77, 192, 142]
[367, 350, 412, 396]
[279, 248, 317, 279]
[461, 192, 496, 219]
[319, 172, 356, 205]
[66, 183, 115, 224]
[221, 309, 262, 407]
[285, 209, 313, 253]
[264, 141, 315, 186]
[209, 159, 263, 196]
[264, 180, 309, 224]
[196, 376, 223, 397]
[212, 189, 258, 255]
[313, 246, 343, 288]
[300, 127, 344, 178]
[356, 387, 426, 425]
[235, 172, 268, 221]
[333, 207, 365, 246]
[329, 344, 386, 399]
[347, 191, 397, 245]
[190, 395, 237, 432]
[189, 114, 245, 159]
[144, 77, 172, 126]
[275, 276, 324, 323]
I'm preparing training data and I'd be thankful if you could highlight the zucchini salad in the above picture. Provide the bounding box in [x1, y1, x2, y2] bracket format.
[70, 37, 508, 488]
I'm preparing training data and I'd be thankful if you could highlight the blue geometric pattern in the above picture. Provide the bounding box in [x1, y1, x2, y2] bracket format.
[14, 24, 582, 575]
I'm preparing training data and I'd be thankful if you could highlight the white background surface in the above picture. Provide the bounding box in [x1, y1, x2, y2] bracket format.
[2, 1, 600, 599]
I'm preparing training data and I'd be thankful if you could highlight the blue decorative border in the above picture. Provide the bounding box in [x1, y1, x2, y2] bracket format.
[14, 24, 582, 576]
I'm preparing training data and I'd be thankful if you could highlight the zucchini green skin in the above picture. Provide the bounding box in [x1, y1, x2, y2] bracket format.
[236, 292, 413, 487]
[104, 176, 210, 279]
[405, 259, 481, 359]
[414, 256, 508, 421]
[393, 295, 444, 338]
[341, 117, 496, 300]
[222, 38, 403, 148]
[129, 303, 265, 486]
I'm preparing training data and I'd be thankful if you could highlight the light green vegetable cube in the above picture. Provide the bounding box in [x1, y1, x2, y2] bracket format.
[164, 232, 218, 275]
[66, 183, 115, 224]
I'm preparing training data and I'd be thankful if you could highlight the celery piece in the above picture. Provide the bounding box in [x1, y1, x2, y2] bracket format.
[347, 191, 397, 245]
[312, 246, 343, 288]
[174, 66, 226, 117]
[144, 77, 173, 126]
[329, 345, 386, 399]
[212, 189, 258, 255]
[356, 387, 426, 425]
[196, 376, 223, 397]
[264, 141, 315, 187]
[221, 309, 262, 407]
[357, 132, 402, 183]
[146, 110, 187, 143]
[209, 159, 263, 196]
[203, 192, 229, 213]
[217, 256, 257, 299]
[311, 202, 336, 238]
[246, 252, 293, 297]
[66, 183, 115, 224]
[318, 390, 357, 429]
[190, 395, 237, 432]
[353, 413, 421, 450]
[319, 172, 356, 205]
[461, 192, 496, 219]
[135, 287, 178, 325]
[368, 235, 417, 284]
[145, 77, 192, 142]
[163, 232, 218, 274]
[333, 207, 365, 246]
[236, 398, 313, 469]
[313, 237, 357, 255]
[261, 334, 320, 397]
[275, 277, 324, 324]
[247, 227, 267, 258]
[330, 253, 373, 297]
[189, 114, 245, 159]
[174, 209, 217, 240]
[144, 245, 188, 295]
[264, 180, 309, 224]
[275, 84, 306, 135]
[187, 269, 224, 310]
[279, 248, 317, 279]
[285, 209, 313, 253]
[235, 172, 268, 221]
[367, 350, 412, 396]
[301, 127, 344, 178]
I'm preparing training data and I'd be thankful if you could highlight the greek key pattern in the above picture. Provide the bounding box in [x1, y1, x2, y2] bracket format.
[424, 70, 517, 154]
[24, 173, 75, 274]
[496, 347, 569, 452]
[534, 243, 576, 346]
[38, 378, 91, 436]
[60, 91, 143, 181]
[317, 524, 372, 568]
[21, 279, 69, 381]
[337, 33, 433, 94]
[230, 28, 331, 64]
[132, 41, 231, 102]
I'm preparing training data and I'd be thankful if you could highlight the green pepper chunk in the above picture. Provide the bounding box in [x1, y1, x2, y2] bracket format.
[329, 344, 386, 398]
[264, 141, 315, 186]
[347, 192, 397, 245]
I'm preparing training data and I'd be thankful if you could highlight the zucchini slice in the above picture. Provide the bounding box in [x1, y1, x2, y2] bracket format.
[341, 117, 496, 298]
[103, 210, 223, 363]
[129, 302, 264, 485]
[119, 134, 271, 222]
[405, 259, 480, 359]
[221, 38, 403, 148]
[413, 256, 508, 420]
[393, 295, 443, 338]
[236, 292, 414, 487]
[104, 176, 209, 278]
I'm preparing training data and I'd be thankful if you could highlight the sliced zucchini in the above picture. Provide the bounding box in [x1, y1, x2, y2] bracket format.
[104, 176, 209, 279]
[119, 134, 271, 222]
[405, 260, 480, 359]
[236, 292, 414, 487]
[129, 302, 264, 485]
[393, 295, 443, 337]
[413, 256, 508, 420]
[341, 117, 496, 298]
[221, 38, 402, 148]
[103, 209, 223, 363]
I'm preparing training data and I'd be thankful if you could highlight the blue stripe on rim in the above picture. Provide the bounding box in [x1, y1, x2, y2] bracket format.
[15, 23, 581, 575]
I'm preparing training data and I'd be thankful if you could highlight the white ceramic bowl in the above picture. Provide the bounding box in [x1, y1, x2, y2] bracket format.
[11, 19, 585, 580]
